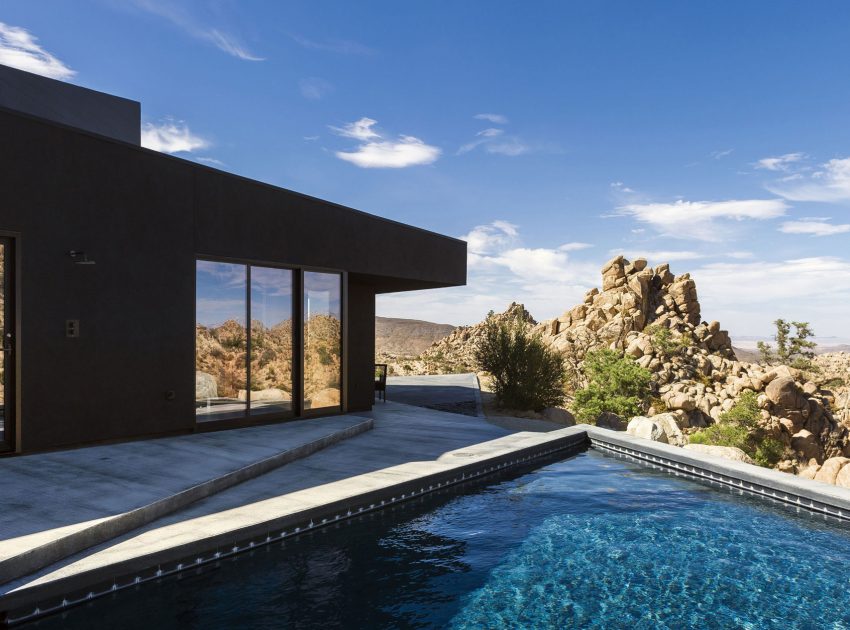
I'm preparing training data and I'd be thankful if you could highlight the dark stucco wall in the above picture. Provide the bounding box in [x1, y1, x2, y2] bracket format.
[346, 281, 376, 413]
[0, 107, 464, 452]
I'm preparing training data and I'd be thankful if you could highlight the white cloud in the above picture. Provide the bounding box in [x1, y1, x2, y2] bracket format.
[0, 22, 75, 80]
[462, 221, 518, 255]
[331, 117, 440, 168]
[768, 157, 850, 203]
[196, 156, 224, 166]
[610, 249, 706, 263]
[610, 181, 636, 193]
[779, 218, 850, 237]
[474, 113, 508, 124]
[616, 198, 788, 241]
[692, 257, 850, 337]
[559, 242, 593, 252]
[755, 152, 805, 171]
[330, 118, 380, 141]
[141, 120, 209, 154]
[378, 221, 599, 325]
[128, 1, 263, 61]
[299, 77, 333, 100]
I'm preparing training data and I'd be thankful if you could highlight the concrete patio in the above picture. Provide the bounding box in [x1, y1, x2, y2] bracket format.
[0, 398, 518, 595]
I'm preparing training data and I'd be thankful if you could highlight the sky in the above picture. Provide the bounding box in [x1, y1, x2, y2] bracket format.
[3, 1, 850, 341]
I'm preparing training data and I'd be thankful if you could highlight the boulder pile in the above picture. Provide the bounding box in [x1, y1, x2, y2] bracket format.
[533, 256, 850, 477]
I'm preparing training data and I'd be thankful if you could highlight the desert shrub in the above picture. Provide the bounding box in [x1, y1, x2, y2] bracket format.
[825, 377, 846, 389]
[572, 348, 651, 422]
[647, 324, 692, 356]
[689, 422, 750, 449]
[719, 390, 759, 425]
[474, 312, 566, 411]
[753, 437, 785, 468]
[690, 391, 785, 468]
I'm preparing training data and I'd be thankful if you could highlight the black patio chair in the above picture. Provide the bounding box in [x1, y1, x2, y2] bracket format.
[375, 363, 388, 402]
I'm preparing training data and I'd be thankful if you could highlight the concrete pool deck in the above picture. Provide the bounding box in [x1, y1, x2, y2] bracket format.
[0, 415, 373, 585]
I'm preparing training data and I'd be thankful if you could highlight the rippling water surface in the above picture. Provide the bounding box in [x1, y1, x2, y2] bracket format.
[34, 450, 850, 629]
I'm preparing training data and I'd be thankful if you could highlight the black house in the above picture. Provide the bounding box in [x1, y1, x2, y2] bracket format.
[0, 65, 465, 454]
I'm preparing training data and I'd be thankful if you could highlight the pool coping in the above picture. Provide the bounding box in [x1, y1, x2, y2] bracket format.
[5, 424, 850, 625]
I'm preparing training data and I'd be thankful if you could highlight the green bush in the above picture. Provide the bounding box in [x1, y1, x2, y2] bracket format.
[572, 348, 651, 422]
[690, 391, 785, 468]
[647, 324, 692, 356]
[474, 312, 566, 411]
[689, 422, 750, 448]
[753, 437, 785, 468]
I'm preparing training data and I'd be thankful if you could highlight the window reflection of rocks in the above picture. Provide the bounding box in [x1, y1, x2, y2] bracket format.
[195, 261, 248, 420]
[304, 271, 342, 410]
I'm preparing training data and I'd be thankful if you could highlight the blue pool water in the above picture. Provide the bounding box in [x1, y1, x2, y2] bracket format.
[32, 450, 850, 629]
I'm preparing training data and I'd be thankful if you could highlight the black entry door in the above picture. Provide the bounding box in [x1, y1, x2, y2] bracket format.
[0, 237, 13, 451]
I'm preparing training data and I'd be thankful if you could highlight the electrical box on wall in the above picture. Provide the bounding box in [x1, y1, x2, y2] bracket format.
[66, 320, 79, 338]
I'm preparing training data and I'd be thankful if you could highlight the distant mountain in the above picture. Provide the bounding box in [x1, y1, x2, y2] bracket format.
[375, 316, 456, 358]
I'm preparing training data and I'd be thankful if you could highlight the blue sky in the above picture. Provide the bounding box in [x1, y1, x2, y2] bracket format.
[3, 1, 850, 340]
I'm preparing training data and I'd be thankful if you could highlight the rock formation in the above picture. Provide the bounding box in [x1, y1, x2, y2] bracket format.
[402, 255, 850, 483]
[531, 256, 850, 476]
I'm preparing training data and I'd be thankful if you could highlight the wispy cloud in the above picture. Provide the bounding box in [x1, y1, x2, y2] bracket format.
[615, 199, 788, 241]
[196, 156, 225, 167]
[141, 120, 209, 154]
[779, 217, 850, 237]
[128, 0, 263, 61]
[0, 22, 75, 80]
[330, 117, 440, 168]
[299, 77, 333, 100]
[474, 113, 508, 124]
[755, 152, 805, 171]
[710, 148, 734, 159]
[768, 157, 850, 203]
[289, 33, 375, 55]
[610, 181, 636, 194]
[458, 128, 531, 156]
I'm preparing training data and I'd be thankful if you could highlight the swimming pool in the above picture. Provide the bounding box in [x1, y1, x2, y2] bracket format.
[27, 449, 850, 629]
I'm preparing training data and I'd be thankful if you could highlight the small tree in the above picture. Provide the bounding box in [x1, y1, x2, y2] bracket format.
[474, 311, 566, 411]
[757, 319, 817, 368]
[572, 348, 651, 422]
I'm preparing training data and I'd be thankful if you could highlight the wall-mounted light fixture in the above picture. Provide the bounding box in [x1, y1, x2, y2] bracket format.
[67, 250, 96, 265]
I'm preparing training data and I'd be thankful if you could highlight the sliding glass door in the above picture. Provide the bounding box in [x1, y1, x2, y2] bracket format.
[195, 261, 249, 420]
[249, 267, 294, 414]
[303, 271, 342, 412]
[196, 260, 342, 422]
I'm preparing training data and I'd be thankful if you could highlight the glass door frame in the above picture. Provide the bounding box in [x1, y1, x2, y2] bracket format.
[194, 254, 347, 430]
[0, 233, 17, 453]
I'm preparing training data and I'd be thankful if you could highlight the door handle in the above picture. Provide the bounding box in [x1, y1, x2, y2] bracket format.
[3, 333, 12, 352]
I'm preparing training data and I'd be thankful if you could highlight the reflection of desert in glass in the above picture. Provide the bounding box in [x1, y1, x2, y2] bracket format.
[195, 320, 247, 416]
[304, 313, 341, 409]
[247, 317, 293, 411]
